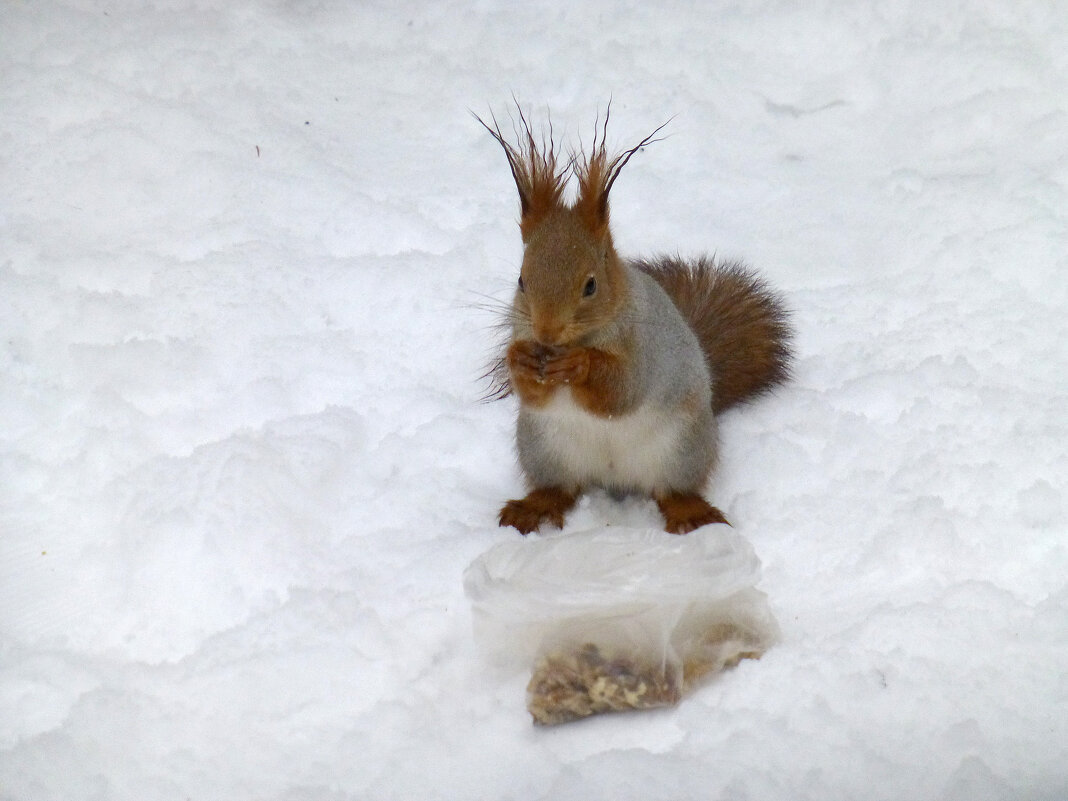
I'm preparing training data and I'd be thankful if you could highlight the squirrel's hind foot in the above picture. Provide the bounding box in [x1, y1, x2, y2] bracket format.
[655, 492, 730, 534]
[498, 487, 578, 535]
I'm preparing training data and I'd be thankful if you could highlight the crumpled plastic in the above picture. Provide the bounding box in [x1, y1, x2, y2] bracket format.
[464, 526, 779, 725]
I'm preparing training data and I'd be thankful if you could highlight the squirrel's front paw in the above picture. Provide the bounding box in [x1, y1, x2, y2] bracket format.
[498, 487, 577, 535]
[508, 341, 551, 379]
[540, 348, 590, 385]
[508, 341, 589, 384]
[655, 492, 731, 534]
[507, 341, 590, 405]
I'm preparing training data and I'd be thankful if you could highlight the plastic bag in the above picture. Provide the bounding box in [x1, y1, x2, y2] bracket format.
[463, 526, 779, 725]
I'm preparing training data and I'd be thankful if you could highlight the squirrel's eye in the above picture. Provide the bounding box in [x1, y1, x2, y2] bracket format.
[517, 276, 525, 292]
[583, 277, 597, 297]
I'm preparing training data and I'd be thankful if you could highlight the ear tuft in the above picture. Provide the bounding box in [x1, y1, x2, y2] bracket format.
[473, 104, 570, 241]
[573, 104, 671, 239]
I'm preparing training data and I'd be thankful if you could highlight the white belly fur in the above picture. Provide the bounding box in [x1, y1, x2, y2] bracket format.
[530, 390, 686, 492]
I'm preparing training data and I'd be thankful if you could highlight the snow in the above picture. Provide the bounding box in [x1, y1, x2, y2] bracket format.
[1, 1, 1066, 799]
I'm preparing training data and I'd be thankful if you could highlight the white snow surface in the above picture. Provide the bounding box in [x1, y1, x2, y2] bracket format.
[2, 1, 1066, 799]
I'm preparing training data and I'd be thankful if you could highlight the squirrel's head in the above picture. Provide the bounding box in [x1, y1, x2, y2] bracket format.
[476, 106, 667, 348]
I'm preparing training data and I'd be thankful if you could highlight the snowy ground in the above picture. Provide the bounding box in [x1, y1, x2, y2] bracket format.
[2, 1, 1066, 799]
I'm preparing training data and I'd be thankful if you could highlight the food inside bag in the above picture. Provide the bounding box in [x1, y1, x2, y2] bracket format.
[463, 526, 779, 725]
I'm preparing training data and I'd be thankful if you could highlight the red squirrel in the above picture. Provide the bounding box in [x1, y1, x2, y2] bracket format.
[477, 107, 792, 535]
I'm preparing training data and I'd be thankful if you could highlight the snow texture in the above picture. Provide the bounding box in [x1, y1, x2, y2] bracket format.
[2, 1, 1066, 799]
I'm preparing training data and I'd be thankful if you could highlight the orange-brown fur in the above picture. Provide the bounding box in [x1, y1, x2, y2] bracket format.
[566, 345, 632, 417]
[513, 210, 630, 349]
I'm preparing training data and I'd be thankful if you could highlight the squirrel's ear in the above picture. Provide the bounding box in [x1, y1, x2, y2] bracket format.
[574, 111, 671, 240]
[573, 145, 613, 240]
[473, 108, 569, 243]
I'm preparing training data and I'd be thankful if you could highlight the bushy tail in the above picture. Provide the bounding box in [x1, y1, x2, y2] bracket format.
[634, 256, 793, 414]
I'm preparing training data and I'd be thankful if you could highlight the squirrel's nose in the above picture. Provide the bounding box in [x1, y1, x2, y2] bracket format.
[532, 319, 565, 347]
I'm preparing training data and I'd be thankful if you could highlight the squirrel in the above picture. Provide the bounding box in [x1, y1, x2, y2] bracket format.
[476, 107, 792, 535]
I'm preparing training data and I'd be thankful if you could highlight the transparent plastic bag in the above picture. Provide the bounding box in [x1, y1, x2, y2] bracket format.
[464, 526, 779, 725]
